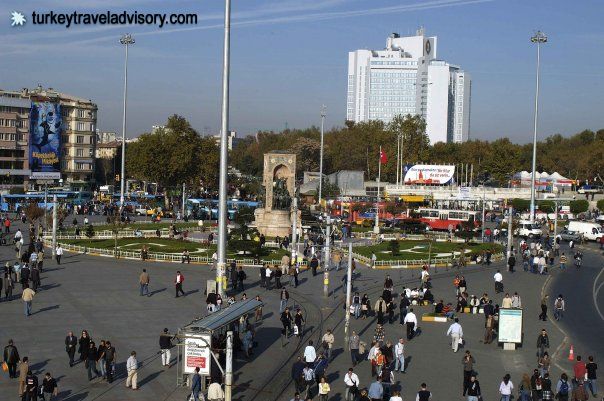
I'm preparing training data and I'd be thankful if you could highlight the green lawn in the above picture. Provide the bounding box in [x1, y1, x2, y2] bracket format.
[60, 237, 289, 261]
[59, 221, 206, 235]
[353, 240, 503, 261]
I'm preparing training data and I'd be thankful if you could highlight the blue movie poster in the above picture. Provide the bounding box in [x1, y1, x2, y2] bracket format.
[30, 101, 62, 178]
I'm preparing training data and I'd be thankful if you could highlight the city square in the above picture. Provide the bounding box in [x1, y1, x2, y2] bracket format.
[1, 1, 604, 401]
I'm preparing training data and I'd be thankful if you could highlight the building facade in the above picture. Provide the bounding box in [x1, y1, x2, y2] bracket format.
[0, 86, 97, 190]
[347, 29, 471, 143]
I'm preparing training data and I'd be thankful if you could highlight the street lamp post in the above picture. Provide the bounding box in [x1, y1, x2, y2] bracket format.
[217, 0, 232, 297]
[318, 105, 326, 208]
[119, 33, 134, 212]
[529, 30, 547, 223]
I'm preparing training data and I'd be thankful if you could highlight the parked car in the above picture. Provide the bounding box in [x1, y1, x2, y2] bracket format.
[555, 228, 582, 242]
[566, 220, 604, 241]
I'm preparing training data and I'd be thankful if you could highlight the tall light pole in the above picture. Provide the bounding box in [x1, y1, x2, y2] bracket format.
[119, 33, 134, 212]
[318, 105, 326, 208]
[529, 30, 547, 223]
[217, 0, 231, 296]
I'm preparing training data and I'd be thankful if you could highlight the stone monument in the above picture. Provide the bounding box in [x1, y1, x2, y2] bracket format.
[254, 152, 300, 237]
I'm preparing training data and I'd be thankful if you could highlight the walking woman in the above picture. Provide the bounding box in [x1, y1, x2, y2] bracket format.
[519, 373, 532, 401]
[78, 330, 91, 362]
[318, 376, 330, 401]
[294, 309, 305, 338]
[361, 294, 371, 319]
[498, 373, 514, 401]
[4, 271, 13, 301]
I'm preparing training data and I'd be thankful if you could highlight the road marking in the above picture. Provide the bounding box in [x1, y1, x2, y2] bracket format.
[592, 266, 604, 321]
[541, 273, 569, 372]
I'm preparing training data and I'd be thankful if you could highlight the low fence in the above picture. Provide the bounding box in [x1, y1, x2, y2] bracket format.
[49, 240, 301, 268]
[351, 231, 476, 243]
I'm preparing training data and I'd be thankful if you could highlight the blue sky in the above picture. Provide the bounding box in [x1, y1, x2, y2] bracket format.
[1, 0, 603, 143]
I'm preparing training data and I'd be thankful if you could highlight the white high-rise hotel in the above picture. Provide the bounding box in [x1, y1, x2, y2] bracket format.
[347, 29, 471, 143]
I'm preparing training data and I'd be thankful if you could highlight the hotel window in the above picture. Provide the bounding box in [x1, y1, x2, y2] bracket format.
[77, 122, 86, 131]
[76, 135, 85, 144]
[76, 148, 84, 157]
[62, 135, 69, 144]
[78, 109, 86, 118]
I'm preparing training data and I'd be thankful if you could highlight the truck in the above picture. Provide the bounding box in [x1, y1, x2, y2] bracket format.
[514, 220, 543, 238]
[566, 221, 604, 241]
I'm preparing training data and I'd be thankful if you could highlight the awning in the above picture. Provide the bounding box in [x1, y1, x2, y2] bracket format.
[183, 299, 263, 333]
[400, 195, 425, 202]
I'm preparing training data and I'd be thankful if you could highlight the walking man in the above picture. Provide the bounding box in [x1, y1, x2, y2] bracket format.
[279, 288, 290, 313]
[159, 328, 173, 367]
[191, 367, 202, 401]
[554, 294, 565, 321]
[403, 308, 418, 340]
[21, 284, 35, 316]
[3, 339, 20, 378]
[65, 331, 77, 367]
[175, 271, 185, 297]
[394, 338, 405, 373]
[104, 341, 115, 383]
[126, 351, 138, 390]
[55, 244, 63, 264]
[446, 317, 464, 352]
[139, 269, 150, 296]
[494, 270, 503, 293]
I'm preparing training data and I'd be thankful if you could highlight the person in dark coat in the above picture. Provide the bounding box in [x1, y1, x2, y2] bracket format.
[310, 257, 319, 276]
[3, 339, 20, 378]
[230, 264, 238, 290]
[30, 267, 40, 291]
[20, 265, 30, 290]
[237, 267, 246, 291]
[78, 330, 91, 362]
[65, 331, 77, 367]
[87, 342, 100, 381]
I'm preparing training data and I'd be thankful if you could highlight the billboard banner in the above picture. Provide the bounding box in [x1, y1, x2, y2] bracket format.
[498, 308, 523, 343]
[404, 164, 455, 185]
[29, 101, 62, 180]
[183, 334, 212, 375]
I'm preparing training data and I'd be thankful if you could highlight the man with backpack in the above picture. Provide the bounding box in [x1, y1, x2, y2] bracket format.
[556, 373, 572, 401]
[554, 295, 565, 321]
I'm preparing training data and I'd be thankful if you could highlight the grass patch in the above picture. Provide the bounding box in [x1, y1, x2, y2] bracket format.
[354, 240, 502, 261]
[60, 237, 289, 261]
[59, 221, 206, 235]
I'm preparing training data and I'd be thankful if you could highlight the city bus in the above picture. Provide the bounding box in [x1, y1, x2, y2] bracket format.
[416, 207, 481, 231]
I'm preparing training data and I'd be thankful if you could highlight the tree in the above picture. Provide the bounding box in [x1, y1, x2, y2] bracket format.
[511, 198, 531, 212]
[318, 179, 340, 199]
[126, 115, 219, 202]
[290, 137, 321, 175]
[388, 240, 400, 256]
[570, 200, 589, 214]
[597, 199, 604, 211]
[23, 203, 44, 250]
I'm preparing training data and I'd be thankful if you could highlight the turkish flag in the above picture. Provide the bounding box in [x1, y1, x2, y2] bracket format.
[380, 149, 388, 164]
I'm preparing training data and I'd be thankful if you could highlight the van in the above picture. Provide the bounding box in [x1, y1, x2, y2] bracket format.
[566, 221, 604, 241]
[514, 220, 543, 238]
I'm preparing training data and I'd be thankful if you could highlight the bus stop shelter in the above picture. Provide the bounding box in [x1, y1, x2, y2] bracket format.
[176, 298, 263, 389]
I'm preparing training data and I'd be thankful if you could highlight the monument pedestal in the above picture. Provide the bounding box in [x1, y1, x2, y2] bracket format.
[254, 209, 294, 237]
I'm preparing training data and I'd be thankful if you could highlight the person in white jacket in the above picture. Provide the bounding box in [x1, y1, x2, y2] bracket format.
[446, 318, 464, 352]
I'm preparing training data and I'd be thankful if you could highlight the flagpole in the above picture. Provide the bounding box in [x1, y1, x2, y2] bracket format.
[374, 146, 381, 235]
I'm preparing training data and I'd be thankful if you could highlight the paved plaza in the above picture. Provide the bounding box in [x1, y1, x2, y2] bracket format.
[0, 219, 602, 401]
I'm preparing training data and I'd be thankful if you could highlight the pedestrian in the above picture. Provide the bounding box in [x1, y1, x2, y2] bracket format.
[21, 283, 35, 316]
[373, 324, 385, 343]
[352, 292, 362, 319]
[97, 340, 107, 379]
[321, 329, 335, 361]
[126, 351, 138, 390]
[394, 338, 405, 373]
[499, 373, 514, 401]
[280, 307, 293, 336]
[237, 266, 247, 291]
[349, 331, 361, 367]
[175, 271, 185, 297]
[542, 372, 553, 401]
[585, 356, 598, 397]
[554, 294, 565, 320]
[344, 368, 360, 401]
[559, 252, 567, 270]
[279, 288, 289, 314]
[159, 328, 173, 367]
[30, 265, 40, 291]
[104, 341, 115, 383]
[3, 339, 19, 378]
[318, 376, 331, 400]
[466, 375, 481, 401]
[574, 356, 587, 384]
[416, 382, 432, 401]
[292, 356, 306, 393]
[24, 369, 38, 401]
[294, 309, 305, 338]
[368, 376, 384, 400]
[139, 268, 150, 296]
[508, 253, 516, 272]
[494, 270, 503, 293]
[556, 373, 572, 401]
[191, 367, 202, 401]
[4, 271, 13, 301]
[41, 372, 58, 400]
[208, 380, 225, 401]
[539, 295, 549, 321]
[403, 308, 417, 340]
[87, 341, 100, 381]
[65, 331, 77, 367]
[18, 356, 29, 398]
[78, 330, 91, 362]
[304, 341, 316, 366]
[446, 318, 464, 352]
[462, 350, 475, 396]
[310, 256, 319, 276]
[539, 352, 551, 378]
[254, 295, 263, 322]
[259, 264, 266, 288]
[571, 380, 589, 401]
[537, 329, 549, 359]
[302, 363, 315, 399]
[361, 294, 371, 319]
